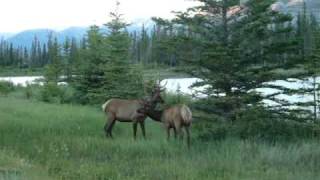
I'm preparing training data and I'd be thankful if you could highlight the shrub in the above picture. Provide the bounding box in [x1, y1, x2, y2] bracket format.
[0, 81, 15, 96]
[191, 104, 319, 142]
[40, 82, 76, 104]
[194, 121, 229, 141]
[40, 83, 64, 103]
[232, 106, 319, 142]
[24, 83, 33, 99]
[59, 85, 76, 104]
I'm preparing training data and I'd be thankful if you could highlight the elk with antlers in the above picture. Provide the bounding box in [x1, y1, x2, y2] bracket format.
[101, 81, 166, 139]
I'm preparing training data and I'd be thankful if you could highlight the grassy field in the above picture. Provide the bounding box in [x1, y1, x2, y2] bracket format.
[0, 96, 320, 180]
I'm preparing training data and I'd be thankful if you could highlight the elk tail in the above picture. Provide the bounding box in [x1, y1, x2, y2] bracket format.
[181, 104, 192, 125]
[102, 99, 112, 112]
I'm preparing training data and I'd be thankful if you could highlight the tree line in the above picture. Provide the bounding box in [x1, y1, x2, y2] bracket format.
[0, 23, 186, 69]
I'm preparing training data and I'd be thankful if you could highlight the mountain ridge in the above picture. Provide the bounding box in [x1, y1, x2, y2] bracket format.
[2, 18, 155, 48]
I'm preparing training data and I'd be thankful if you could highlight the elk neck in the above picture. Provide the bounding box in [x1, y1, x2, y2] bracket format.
[146, 109, 163, 122]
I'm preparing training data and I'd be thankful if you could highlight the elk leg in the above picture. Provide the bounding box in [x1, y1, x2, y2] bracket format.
[173, 127, 177, 139]
[176, 127, 183, 141]
[166, 127, 170, 141]
[174, 121, 183, 141]
[185, 126, 191, 148]
[105, 113, 115, 138]
[104, 123, 108, 137]
[139, 121, 146, 139]
[108, 120, 116, 138]
[133, 122, 138, 140]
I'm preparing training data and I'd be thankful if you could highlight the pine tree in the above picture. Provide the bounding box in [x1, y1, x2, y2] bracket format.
[69, 37, 79, 81]
[102, 1, 143, 100]
[72, 1, 143, 104]
[63, 37, 72, 82]
[304, 14, 320, 121]
[72, 25, 106, 104]
[41, 44, 48, 65]
[162, 0, 299, 121]
[44, 36, 63, 84]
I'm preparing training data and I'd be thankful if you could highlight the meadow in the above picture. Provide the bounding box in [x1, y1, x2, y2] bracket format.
[0, 96, 319, 180]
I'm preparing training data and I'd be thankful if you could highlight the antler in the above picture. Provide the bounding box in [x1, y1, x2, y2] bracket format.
[159, 80, 167, 92]
[150, 79, 167, 96]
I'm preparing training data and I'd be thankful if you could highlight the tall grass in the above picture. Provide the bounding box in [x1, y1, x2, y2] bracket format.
[0, 96, 319, 179]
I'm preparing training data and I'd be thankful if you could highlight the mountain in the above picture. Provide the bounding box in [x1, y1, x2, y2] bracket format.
[7, 29, 58, 48]
[6, 27, 87, 48]
[5, 18, 155, 48]
[274, 0, 320, 20]
[240, 0, 320, 20]
[59, 27, 88, 40]
[0, 32, 15, 40]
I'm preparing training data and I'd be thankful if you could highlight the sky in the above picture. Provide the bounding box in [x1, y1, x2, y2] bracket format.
[0, 0, 198, 33]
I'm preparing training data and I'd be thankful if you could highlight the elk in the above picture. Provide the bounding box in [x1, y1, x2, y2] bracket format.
[102, 82, 165, 139]
[139, 102, 193, 147]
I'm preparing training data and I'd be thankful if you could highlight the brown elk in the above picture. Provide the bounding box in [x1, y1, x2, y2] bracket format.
[139, 103, 193, 147]
[102, 83, 165, 139]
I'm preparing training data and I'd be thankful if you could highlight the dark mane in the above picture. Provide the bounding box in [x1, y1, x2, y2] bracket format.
[145, 109, 163, 122]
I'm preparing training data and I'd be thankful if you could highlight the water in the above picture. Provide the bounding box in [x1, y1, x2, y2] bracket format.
[161, 77, 319, 114]
[0, 76, 43, 86]
[1, 76, 319, 113]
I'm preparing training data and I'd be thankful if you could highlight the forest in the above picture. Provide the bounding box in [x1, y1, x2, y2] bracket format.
[0, 0, 320, 179]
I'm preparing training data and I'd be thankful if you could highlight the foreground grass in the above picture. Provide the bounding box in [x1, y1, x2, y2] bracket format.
[0, 97, 319, 180]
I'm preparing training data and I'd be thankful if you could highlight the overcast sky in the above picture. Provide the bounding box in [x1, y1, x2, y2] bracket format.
[0, 0, 198, 33]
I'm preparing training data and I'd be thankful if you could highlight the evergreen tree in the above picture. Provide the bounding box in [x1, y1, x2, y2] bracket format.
[63, 37, 72, 82]
[23, 47, 29, 68]
[162, 0, 298, 121]
[303, 14, 320, 121]
[102, 1, 143, 100]
[41, 44, 48, 66]
[44, 36, 63, 84]
[69, 37, 79, 81]
[73, 25, 106, 104]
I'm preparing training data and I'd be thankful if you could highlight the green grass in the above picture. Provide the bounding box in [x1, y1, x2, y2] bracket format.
[0, 67, 44, 77]
[0, 96, 319, 180]
[142, 66, 190, 80]
[0, 66, 189, 80]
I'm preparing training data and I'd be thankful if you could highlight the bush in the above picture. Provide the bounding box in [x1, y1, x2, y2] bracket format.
[194, 121, 229, 141]
[24, 83, 33, 99]
[0, 81, 15, 96]
[40, 82, 76, 104]
[232, 106, 319, 142]
[191, 104, 319, 142]
[59, 85, 76, 104]
[41, 83, 63, 103]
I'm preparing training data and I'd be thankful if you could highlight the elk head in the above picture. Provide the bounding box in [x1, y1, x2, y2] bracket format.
[150, 80, 167, 104]
[140, 80, 166, 113]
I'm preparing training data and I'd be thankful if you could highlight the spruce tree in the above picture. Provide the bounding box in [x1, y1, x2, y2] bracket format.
[162, 0, 298, 121]
[102, 1, 143, 100]
[73, 25, 106, 104]
[44, 36, 63, 84]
